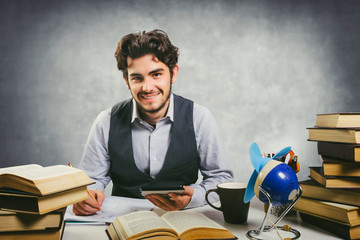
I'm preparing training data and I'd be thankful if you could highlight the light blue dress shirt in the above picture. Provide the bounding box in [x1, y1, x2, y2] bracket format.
[80, 94, 233, 208]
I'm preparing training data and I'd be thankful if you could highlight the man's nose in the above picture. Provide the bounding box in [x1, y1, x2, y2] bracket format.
[142, 77, 154, 92]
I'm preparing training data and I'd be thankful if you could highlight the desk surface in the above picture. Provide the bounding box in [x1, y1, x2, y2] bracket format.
[63, 199, 343, 240]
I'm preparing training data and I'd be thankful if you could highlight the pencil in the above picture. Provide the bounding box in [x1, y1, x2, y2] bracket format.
[68, 163, 103, 212]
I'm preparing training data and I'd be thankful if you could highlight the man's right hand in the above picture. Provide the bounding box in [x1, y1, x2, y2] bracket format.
[73, 189, 105, 215]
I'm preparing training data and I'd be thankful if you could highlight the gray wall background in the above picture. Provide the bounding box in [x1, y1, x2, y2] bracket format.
[1, 0, 359, 184]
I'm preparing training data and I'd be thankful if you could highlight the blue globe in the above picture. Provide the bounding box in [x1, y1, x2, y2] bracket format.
[255, 160, 299, 206]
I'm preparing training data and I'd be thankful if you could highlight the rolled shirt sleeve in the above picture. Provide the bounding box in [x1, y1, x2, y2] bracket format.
[80, 109, 112, 192]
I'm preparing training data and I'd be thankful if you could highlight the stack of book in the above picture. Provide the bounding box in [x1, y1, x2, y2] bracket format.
[294, 113, 360, 240]
[0, 164, 94, 239]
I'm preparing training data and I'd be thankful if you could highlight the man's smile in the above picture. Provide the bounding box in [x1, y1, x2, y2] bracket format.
[140, 92, 160, 101]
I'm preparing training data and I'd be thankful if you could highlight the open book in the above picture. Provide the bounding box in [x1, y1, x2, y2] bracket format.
[0, 164, 94, 196]
[106, 210, 236, 240]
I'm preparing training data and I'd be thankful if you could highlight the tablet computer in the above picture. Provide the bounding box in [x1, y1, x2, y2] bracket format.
[140, 185, 184, 197]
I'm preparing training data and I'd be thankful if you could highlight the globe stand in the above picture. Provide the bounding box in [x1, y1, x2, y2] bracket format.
[246, 185, 303, 240]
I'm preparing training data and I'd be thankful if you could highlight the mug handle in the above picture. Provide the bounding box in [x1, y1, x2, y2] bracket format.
[205, 189, 222, 211]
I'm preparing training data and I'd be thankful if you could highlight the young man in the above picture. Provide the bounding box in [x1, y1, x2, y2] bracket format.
[73, 29, 233, 215]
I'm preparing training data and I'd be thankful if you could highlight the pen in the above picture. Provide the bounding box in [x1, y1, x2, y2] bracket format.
[68, 163, 103, 212]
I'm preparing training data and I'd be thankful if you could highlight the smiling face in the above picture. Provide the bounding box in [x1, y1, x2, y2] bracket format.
[125, 54, 178, 124]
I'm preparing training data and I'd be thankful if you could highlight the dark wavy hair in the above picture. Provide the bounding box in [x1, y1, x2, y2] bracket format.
[115, 29, 179, 80]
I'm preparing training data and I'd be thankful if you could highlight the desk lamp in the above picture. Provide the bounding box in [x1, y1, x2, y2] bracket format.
[244, 142, 302, 240]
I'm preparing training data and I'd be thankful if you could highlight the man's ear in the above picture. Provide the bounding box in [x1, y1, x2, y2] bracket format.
[171, 65, 179, 84]
[123, 77, 130, 89]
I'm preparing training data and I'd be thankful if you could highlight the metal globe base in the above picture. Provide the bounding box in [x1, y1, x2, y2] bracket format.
[246, 185, 302, 240]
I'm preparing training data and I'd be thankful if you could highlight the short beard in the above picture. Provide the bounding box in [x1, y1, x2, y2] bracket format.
[136, 83, 172, 114]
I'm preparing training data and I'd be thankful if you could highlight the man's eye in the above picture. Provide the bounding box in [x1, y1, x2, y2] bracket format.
[132, 77, 142, 81]
[153, 73, 161, 78]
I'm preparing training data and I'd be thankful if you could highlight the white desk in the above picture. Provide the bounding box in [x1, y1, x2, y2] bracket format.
[63, 199, 343, 240]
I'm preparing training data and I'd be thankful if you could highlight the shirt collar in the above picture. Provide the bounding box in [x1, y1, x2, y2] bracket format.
[131, 94, 174, 123]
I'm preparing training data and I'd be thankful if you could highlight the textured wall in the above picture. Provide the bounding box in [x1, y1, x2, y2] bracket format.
[1, 0, 359, 183]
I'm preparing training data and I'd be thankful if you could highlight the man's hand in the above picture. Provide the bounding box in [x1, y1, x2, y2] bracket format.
[145, 186, 194, 211]
[73, 189, 105, 215]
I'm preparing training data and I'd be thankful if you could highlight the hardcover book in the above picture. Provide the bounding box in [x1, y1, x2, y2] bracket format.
[294, 197, 360, 225]
[309, 167, 360, 189]
[0, 164, 94, 196]
[299, 180, 360, 206]
[0, 186, 88, 215]
[299, 212, 360, 240]
[308, 127, 360, 144]
[0, 208, 65, 232]
[0, 219, 65, 240]
[321, 157, 360, 177]
[317, 142, 360, 162]
[315, 113, 360, 128]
